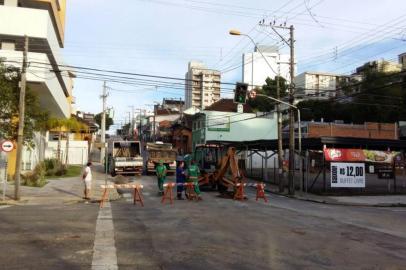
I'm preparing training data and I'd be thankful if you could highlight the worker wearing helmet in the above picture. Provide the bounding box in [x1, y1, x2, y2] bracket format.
[187, 160, 202, 200]
[156, 160, 167, 195]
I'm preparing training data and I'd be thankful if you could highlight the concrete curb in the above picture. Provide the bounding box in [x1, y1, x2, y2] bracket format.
[259, 187, 406, 208]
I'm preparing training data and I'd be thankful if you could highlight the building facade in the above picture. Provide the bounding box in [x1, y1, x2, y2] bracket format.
[242, 45, 294, 90]
[191, 99, 278, 149]
[355, 59, 402, 76]
[399, 52, 406, 70]
[0, 0, 74, 175]
[294, 71, 341, 100]
[185, 61, 221, 109]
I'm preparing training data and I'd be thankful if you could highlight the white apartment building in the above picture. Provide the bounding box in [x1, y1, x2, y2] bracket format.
[0, 0, 74, 173]
[293, 71, 341, 100]
[185, 61, 221, 109]
[242, 45, 294, 90]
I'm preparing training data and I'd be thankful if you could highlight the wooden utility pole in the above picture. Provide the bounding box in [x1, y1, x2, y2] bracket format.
[14, 35, 29, 200]
[276, 62, 284, 193]
[288, 25, 295, 195]
[100, 81, 107, 164]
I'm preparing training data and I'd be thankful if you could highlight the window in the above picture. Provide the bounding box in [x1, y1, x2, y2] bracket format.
[1, 42, 15, 51]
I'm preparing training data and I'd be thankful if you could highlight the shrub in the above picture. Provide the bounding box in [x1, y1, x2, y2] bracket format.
[44, 158, 67, 177]
[22, 162, 47, 187]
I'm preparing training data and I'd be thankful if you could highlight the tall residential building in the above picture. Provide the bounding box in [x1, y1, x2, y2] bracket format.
[294, 71, 341, 99]
[185, 61, 221, 109]
[0, 0, 74, 174]
[0, 0, 72, 118]
[293, 71, 363, 102]
[242, 45, 295, 90]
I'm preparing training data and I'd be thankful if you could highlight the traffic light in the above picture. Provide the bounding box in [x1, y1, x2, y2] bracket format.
[234, 82, 248, 104]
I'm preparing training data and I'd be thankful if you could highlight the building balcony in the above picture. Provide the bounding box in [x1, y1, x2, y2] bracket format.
[0, 50, 70, 118]
[0, 5, 68, 87]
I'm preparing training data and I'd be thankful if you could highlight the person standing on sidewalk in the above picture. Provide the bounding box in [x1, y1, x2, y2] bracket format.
[156, 160, 167, 195]
[82, 162, 92, 201]
[176, 161, 186, 200]
[187, 160, 202, 200]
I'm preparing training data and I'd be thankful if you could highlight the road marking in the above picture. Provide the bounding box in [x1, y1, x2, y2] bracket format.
[91, 201, 118, 270]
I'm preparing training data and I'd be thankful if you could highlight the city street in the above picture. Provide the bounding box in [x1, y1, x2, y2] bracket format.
[1, 171, 406, 269]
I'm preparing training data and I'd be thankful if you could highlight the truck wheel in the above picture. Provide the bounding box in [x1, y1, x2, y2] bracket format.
[111, 171, 116, 177]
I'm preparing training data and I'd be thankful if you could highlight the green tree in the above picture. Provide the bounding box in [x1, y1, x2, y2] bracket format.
[248, 76, 289, 112]
[0, 62, 49, 146]
[297, 71, 406, 123]
[95, 112, 113, 131]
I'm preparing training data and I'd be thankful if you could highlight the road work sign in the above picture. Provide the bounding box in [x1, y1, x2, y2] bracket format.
[0, 141, 14, 153]
[331, 162, 365, 188]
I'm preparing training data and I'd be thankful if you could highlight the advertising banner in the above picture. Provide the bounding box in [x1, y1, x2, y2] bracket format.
[331, 162, 365, 188]
[324, 148, 399, 164]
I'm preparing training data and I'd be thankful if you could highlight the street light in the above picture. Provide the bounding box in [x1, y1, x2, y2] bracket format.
[230, 28, 287, 193]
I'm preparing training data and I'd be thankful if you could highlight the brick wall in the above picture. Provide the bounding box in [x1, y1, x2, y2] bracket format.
[307, 122, 397, 140]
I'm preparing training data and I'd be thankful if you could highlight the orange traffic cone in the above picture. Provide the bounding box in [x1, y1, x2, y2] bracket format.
[256, 183, 268, 202]
[234, 183, 245, 201]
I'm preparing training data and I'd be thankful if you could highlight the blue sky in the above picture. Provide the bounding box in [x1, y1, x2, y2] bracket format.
[64, 0, 406, 130]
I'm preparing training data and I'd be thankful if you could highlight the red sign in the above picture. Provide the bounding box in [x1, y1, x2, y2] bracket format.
[1, 140, 14, 153]
[324, 148, 365, 162]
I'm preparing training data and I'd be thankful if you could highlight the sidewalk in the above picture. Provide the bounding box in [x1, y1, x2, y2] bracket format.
[1, 164, 119, 206]
[254, 180, 406, 207]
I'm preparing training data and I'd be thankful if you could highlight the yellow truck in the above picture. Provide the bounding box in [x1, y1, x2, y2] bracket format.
[146, 142, 177, 174]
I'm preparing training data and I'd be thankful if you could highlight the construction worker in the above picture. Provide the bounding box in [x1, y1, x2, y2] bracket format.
[176, 161, 186, 200]
[156, 160, 167, 195]
[187, 160, 202, 200]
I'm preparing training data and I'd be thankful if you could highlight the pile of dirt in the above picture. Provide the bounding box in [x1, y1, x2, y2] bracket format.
[113, 175, 129, 184]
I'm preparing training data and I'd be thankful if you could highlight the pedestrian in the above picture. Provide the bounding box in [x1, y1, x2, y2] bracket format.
[156, 160, 167, 195]
[82, 162, 92, 201]
[176, 161, 186, 200]
[187, 160, 202, 200]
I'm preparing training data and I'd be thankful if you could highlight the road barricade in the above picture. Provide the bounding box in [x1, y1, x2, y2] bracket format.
[162, 182, 176, 205]
[100, 183, 144, 208]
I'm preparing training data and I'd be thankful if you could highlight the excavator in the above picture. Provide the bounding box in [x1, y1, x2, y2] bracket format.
[197, 147, 245, 195]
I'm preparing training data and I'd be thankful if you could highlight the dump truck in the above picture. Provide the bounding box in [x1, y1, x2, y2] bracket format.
[146, 142, 177, 174]
[108, 141, 143, 176]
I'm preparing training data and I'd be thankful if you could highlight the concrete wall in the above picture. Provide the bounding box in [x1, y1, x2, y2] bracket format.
[45, 140, 89, 165]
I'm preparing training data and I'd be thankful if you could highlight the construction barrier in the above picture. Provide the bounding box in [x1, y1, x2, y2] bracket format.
[100, 183, 144, 208]
[161, 182, 176, 205]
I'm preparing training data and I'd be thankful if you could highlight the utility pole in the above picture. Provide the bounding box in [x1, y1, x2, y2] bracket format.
[14, 35, 29, 200]
[259, 21, 296, 195]
[288, 25, 295, 195]
[129, 106, 135, 138]
[153, 105, 156, 142]
[100, 81, 107, 164]
[276, 61, 284, 193]
[138, 108, 143, 142]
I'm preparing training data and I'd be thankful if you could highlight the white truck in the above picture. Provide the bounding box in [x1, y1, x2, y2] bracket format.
[108, 141, 143, 176]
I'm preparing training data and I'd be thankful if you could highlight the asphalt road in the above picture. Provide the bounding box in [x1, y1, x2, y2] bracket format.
[1, 174, 406, 269]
